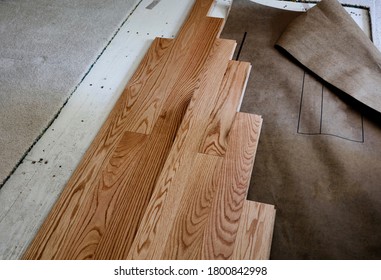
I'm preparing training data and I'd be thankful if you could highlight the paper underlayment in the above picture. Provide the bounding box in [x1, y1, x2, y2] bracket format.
[221, 0, 381, 259]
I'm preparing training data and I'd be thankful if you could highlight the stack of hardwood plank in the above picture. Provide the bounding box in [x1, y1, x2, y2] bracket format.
[23, 0, 275, 260]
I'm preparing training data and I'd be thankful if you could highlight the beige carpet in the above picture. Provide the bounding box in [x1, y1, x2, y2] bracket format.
[0, 0, 139, 186]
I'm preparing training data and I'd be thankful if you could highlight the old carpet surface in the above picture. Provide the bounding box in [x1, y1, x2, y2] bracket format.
[221, 0, 381, 259]
[0, 0, 139, 186]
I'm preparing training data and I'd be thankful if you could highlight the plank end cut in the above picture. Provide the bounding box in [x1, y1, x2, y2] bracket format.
[231, 200, 276, 260]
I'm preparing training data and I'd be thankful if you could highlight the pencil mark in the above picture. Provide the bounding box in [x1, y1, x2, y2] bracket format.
[297, 71, 364, 143]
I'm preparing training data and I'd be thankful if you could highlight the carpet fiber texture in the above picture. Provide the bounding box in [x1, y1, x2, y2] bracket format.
[0, 0, 138, 185]
[221, 0, 381, 259]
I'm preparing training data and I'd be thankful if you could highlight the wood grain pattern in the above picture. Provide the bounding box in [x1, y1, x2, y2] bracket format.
[160, 61, 252, 260]
[92, 19, 228, 260]
[23, 0, 227, 259]
[199, 61, 251, 156]
[23, 38, 172, 259]
[231, 201, 276, 260]
[93, 99, 189, 259]
[123, 0, 218, 135]
[201, 113, 263, 259]
[124, 18, 223, 134]
[127, 39, 236, 260]
[161, 153, 222, 259]
[23, 131, 148, 259]
[22, 0, 274, 260]
[177, 0, 215, 39]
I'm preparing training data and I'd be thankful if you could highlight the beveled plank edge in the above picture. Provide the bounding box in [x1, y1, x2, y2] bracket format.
[236, 63, 252, 112]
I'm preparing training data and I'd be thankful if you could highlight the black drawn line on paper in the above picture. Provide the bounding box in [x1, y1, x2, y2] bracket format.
[297, 72, 364, 143]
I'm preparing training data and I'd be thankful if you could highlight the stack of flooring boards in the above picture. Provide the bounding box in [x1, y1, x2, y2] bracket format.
[23, 0, 275, 260]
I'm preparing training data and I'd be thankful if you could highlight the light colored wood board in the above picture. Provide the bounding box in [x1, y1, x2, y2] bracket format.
[120, 38, 177, 134]
[22, 131, 148, 259]
[0, 0, 214, 260]
[121, 0, 226, 135]
[177, 0, 215, 39]
[231, 201, 276, 260]
[92, 20, 229, 260]
[127, 39, 237, 260]
[199, 61, 251, 156]
[201, 113, 263, 260]
[93, 102, 189, 259]
[149, 38, 236, 193]
[160, 62, 250, 259]
[22, 38, 173, 260]
[124, 17, 224, 134]
[23, 5, 227, 259]
[0, 37, 163, 261]
[161, 153, 222, 259]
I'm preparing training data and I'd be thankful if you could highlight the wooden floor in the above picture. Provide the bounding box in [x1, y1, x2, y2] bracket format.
[23, 0, 275, 260]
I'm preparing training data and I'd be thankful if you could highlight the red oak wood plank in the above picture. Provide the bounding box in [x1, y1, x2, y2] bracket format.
[93, 102, 189, 259]
[23, 0, 231, 260]
[127, 38, 236, 260]
[160, 154, 222, 259]
[201, 113, 263, 260]
[123, 0, 220, 134]
[160, 61, 252, 260]
[199, 61, 251, 156]
[91, 18, 227, 260]
[22, 38, 172, 259]
[231, 201, 276, 260]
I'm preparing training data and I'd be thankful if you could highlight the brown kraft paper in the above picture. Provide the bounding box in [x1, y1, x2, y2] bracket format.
[221, 0, 381, 259]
